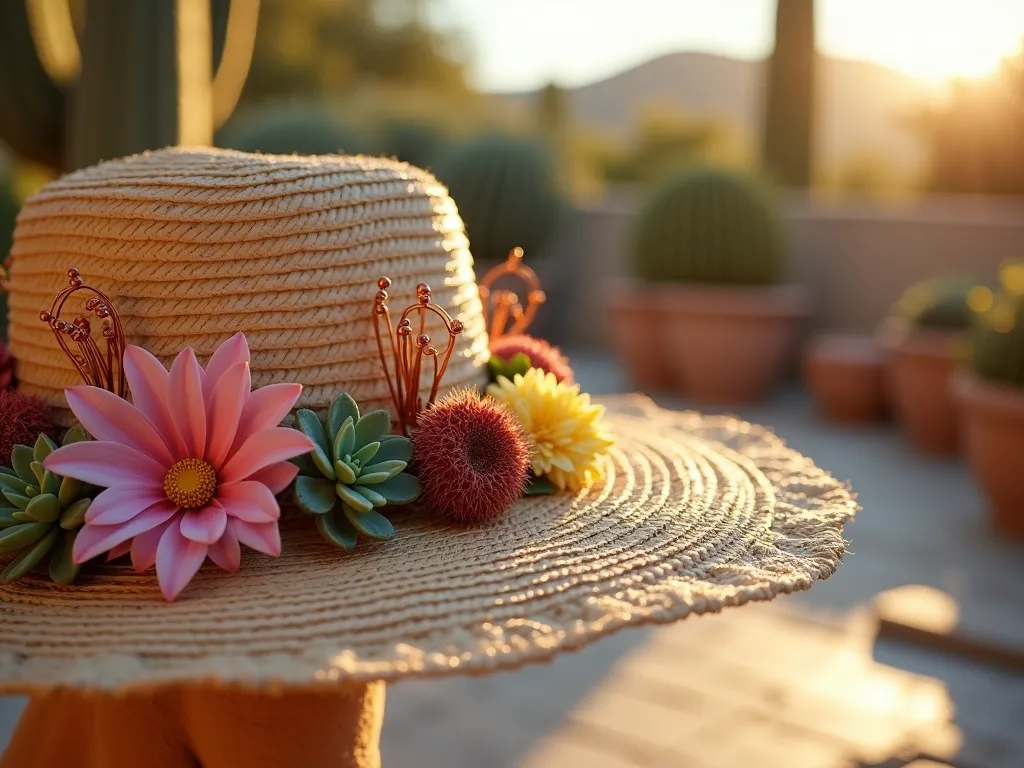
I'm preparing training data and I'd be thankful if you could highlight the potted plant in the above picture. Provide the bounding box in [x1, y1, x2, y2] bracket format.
[880, 277, 980, 455]
[804, 333, 887, 424]
[608, 167, 805, 402]
[955, 264, 1024, 536]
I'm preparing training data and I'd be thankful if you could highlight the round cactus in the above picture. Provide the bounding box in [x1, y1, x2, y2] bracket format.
[371, 120, 445, 170]
[890, 276, 983, 332]
[632, 168, 786, 284]
[218, 104, 364, 156]
[433, 133, 563, 265]
[969, 265, 1024, 388]
[292, 394, 421, 550]
[0, 426, 93, 585]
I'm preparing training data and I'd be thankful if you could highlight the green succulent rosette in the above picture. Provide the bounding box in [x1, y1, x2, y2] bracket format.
[0, 426, 93, 585]
[487, 351, 531, 384]
[292, 393, 421, 550]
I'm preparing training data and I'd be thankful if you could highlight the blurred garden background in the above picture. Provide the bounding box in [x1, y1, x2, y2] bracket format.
[1, 1, 1023, 766]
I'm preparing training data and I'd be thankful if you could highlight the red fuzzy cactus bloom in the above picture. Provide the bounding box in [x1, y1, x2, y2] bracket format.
[0, 340, 13, 389]
[413, 388, 530, 524]
[0, 390, 52, 467]
[490, 334, 573, 384]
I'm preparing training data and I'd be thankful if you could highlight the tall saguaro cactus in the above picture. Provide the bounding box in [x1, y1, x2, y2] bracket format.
[0, 0, 259, 173]
[761, 0, 816, 187]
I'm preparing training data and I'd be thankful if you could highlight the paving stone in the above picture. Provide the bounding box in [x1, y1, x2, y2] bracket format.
[520, 731, 645, 768]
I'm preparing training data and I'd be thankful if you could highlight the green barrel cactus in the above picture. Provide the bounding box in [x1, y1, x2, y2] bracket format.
[969, 270, 1024, 388]
[889, 276, 983, 332]
[371, 119, 445, 170]
[292, 394, 421, 550]
[633, 168, 786, 285]
[0, 426, 92, 585]
[433, 133, 563, 266]
[217, 104, 365, 156]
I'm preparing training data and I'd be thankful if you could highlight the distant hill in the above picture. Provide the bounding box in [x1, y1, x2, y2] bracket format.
[498, 51, 936, 176]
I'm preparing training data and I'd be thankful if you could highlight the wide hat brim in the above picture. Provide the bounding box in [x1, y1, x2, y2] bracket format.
[0, 396, 856, 694]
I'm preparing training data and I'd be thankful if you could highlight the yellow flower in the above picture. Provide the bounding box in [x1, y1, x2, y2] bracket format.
[487, 368, 614, 492]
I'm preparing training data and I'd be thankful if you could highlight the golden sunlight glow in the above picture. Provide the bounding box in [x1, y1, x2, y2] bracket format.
[823, 0, 1024, 84]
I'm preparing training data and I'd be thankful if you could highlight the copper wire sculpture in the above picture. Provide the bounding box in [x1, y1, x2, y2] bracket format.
[477, 247, 546, 341]
[39, 268, 126, 397]
[373, 278, 463, 436]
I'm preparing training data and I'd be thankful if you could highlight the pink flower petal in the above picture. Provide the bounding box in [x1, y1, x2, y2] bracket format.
[45, 441, 168, 487]
[123, 345, 187, 459]
[73, 501, 179, 564]
[131, 517, 174, 573]
[205, 362, 251, 469]
[247, 462, 300, 495]
[168, 348, 207, 459]
[207, 523, 241, 574]
[65, 386, 175, 467]
[179, 501, 228, 545]
[219, 427, 314, 485]
[231, 518, 281, 557]
[86, 483, 169, 525]
[217, 481, 280, 523]
[230, 383, 303, 452]
[156, 518, 208, 601]
[106, 540, 132, 562]
[203, 332, 250, 398]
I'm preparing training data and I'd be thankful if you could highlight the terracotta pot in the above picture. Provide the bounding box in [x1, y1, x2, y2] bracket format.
[804, 333, 886, 424]
[662, 284, 807, 403]
[605, 279, 673, 392]
[955, 372, 1024, 537]
[883, 329, 961, 455]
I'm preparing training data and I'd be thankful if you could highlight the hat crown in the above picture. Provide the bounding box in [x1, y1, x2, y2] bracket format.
[6, 147, 489, 420]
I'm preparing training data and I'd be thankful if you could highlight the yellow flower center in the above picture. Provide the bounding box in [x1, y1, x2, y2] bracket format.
[163, 458, 218, 509]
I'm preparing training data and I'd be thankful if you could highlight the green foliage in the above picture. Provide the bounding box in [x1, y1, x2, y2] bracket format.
[292, 393, 421, 551]
[487, 353, 531, 384]
[0, 176, 18, 340]
[889, 277, 982, 332]
[969, 264, 1024, 388]
[0, 0, 254, 172]
[433, 133, 563, 266]
[761, 0, 816, 187]
[0, 426, 92, 585]
[218, 104, 365, 155]
[369, 119, 446, 169]
[632, 167, 786, 284]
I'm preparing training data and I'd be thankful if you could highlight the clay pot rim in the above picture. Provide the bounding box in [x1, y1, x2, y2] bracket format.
[954, 370, 1024, 422]
[805, 333, 883, 365]
[878, 326, 962, 361]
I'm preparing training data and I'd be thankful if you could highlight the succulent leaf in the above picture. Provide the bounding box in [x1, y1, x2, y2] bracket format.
[354, 410, 390, 448]
[334, 417, 356, 462]
[334, 460, 357, 485]
[33, 434, 58, 463]
[315, 507, 359, 550]
[29, 461, 45, 487]
[296, 409, 336, 481]
[342, 504, 396, 541]
[0, 473, 30, 498]
[361, 460, 406, 479]
[354, 471, 390, 485]
[350, 441, 380, 467]
[58, 476, 83, 507]
[40, 469, 60, 496]
[2, 528, 58, 584]
[373, 436, 413, 464]
[0, 467, 15, 477]
[353, 484, 387, 508]
[25, 493, 61, 523]
[0, 509, 19, 528]
[328, 393, 360, 442]
[0, 522, 50, 554]
[487, 352, 532, 384]
[294, 476, 336, 515]
[372, 473, 422, 505]
[291, 452, 321, 478]
[525, 474, 557, 496]
[48, 529, 80, 586]
[61, 425, 91, 446]
[5, 493, 30, 510]
[12, 511, 33, 523]
[11, 445, 35, 484]
[59, 498, 91, 530]
[336, 483, 373, 514]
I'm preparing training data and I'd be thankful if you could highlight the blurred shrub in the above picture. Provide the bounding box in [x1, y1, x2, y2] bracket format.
[433, 133, 563, 265]
[819, 151, 915, 201]
[632, 167, 786, 285]
[969, 262, 1024, 387]
[368, 119, 446, 169]
[889, 276, 984, 332]
[217, 103, 365, 155]
[0, 174, 18, 339]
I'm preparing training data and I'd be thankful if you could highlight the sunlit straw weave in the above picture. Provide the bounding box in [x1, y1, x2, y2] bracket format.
[6, 147, 490, 424]
[0, 395, 856, 693]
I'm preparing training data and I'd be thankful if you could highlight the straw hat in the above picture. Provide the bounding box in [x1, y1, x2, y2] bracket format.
[0, 148, 856, 693]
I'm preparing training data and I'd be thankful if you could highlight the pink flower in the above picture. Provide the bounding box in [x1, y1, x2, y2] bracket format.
[45, 333, 313, 600]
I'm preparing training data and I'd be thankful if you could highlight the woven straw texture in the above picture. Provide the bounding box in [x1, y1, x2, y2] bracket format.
[0, 396, 856, 693]
[5, 147, 490, 424]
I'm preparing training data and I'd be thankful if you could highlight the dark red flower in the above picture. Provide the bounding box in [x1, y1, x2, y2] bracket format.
[413, 388, 530, 524]
[490, 334, 573, 384]
[0, 390, 51, 467]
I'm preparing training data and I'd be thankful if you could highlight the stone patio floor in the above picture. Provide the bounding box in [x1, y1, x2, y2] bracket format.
[2, 354, 1023, 766]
